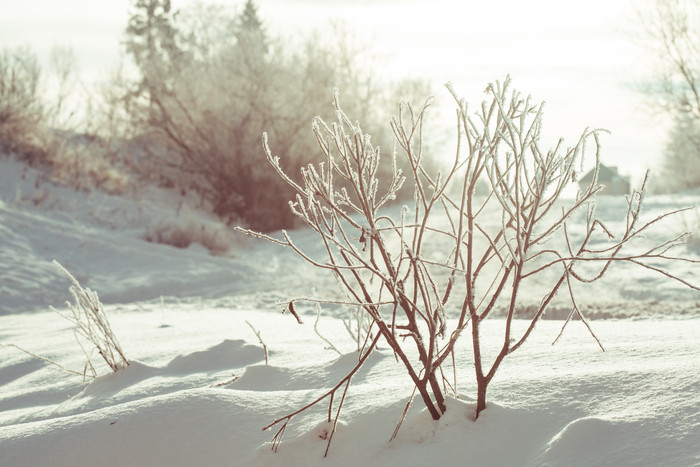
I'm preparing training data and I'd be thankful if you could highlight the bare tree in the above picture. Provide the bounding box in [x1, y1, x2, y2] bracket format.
[119, 1, 432, 231]
[238, 76, 699, 455]
[637, 0, 700, 117]
[656, 112, 700, 192]
[636, 0, 700, 192]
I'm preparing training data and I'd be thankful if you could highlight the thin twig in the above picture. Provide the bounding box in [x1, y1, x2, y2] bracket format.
[245, 320, 269, 365]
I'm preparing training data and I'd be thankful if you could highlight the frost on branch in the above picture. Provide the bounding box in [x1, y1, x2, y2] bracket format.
[236, 76, 699, 456]
[51, 260, 129, 374]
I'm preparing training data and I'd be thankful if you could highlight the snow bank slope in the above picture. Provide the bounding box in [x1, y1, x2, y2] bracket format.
[2, 155, 699, 316]
[1, 308, 698, 466]
[0, 157, 273, 314]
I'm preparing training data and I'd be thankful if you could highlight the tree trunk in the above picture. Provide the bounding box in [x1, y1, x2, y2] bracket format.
[428, 372, 447, 414]
[416, 380, 442, 420]
[472, 315, 488, 420]
[475, 376, 487, 420]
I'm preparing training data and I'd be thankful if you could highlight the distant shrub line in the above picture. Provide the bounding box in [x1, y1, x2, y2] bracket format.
[1, 0, 432, 237]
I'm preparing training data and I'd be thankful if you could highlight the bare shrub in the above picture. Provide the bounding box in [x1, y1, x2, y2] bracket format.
[44, 46, 81, 129]
[0, 45, 130, 195]
[238, 78, 699, 455]
[40, 46, 141, 195]
[51, 260, 129, 374]
[0, 46, 45, 162]
[6, 261, 130, 380]
[144, 218, 231, 254]
[52, 142, 130, 195]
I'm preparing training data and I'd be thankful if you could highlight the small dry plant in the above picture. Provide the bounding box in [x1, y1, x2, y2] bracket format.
[237, 76, 699, 455]
[6, 261, 129, 380]
[51, 260, 129, 374]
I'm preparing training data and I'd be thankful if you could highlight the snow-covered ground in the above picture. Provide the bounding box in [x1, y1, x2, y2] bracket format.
[1, 156, 699, 466]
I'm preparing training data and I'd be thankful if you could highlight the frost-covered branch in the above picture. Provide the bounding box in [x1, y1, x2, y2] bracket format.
[244, 77, 698, 454]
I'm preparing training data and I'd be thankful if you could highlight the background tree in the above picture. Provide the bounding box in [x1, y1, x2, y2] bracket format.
[0, 47, 44, 161]
[235, 0, 268, 57]
[637, 0, 700, 192]
[125, 0, 185, 99]
[119, 0, 432, 231]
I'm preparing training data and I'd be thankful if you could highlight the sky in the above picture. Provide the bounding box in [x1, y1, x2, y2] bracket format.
[0, 0, 663, 185]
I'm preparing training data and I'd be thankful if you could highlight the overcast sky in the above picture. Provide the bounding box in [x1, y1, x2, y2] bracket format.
[1, 0, 662, 184]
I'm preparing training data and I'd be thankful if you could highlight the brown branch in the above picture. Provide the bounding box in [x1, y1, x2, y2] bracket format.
[262, 333, 380, 451]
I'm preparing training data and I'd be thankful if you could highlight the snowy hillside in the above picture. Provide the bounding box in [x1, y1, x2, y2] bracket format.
[0, 157, 310, 315]
[2, 156, 698, 318]
[1, 156, 699, 466]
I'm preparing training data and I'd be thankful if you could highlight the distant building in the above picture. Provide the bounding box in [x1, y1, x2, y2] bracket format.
[578, 164, 630, 195]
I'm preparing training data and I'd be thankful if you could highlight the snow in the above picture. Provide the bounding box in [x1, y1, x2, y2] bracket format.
[1, 156, 699, 466]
